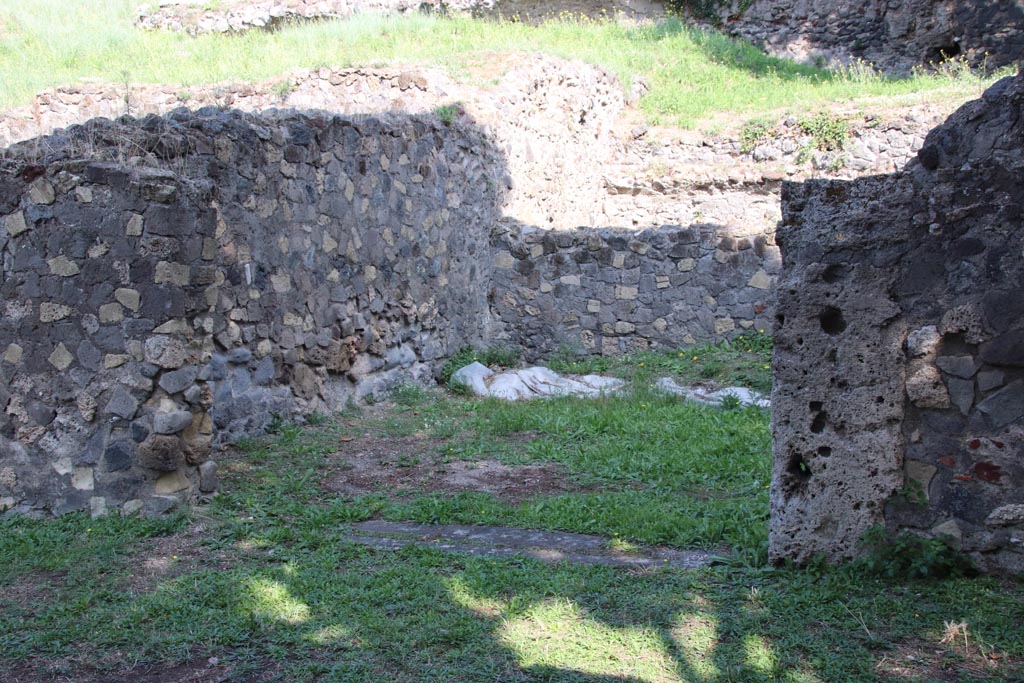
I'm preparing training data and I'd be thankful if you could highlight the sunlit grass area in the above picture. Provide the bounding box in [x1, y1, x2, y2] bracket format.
[0, 0, 1005, 127]
[2, 345, 1023, 681]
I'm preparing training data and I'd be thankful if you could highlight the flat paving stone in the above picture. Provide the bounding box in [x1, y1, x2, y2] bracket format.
[346, 520, 715, 569]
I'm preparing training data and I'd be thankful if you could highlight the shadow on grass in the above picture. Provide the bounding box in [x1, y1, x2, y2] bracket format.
[4, 508, 1020, 683]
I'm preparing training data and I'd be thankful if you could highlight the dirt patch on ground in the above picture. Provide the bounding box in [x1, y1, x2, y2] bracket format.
[324, 434, 591, 503]
[2, 571, 63, 608]
[0, 657, 282, 683]
[119, 521, 254, 596]
[874, 635, 1021, 682]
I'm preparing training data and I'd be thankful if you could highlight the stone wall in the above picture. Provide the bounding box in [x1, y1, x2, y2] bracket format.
[0, 58, 623, 231]
[717, 0, 1024, 73]
[771, 73, 1024, 574]
[491, 223, 778, 358]
[1, 108, 503, 517]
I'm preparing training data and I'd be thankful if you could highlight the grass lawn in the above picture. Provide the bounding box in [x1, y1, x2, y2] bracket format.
[2, 344, 1023, 682]
[0, 0, 1006, 128]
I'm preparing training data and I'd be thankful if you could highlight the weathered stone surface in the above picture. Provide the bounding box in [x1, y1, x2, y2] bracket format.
[985, 504, 1024, 527]
[976, 381, 1024, 429]
[773, 72, 1024, 574]
[153, 410, 194, 435]
[5, 210, 29, 237]
[48, 343, 74, 370]
[980, 330, 1024, 367]
[104, 387, 139, 419]
[158, 366, 199, 395]
[114, 288, 141, 312]
[136, 435, 186, 472]
[47, 256, 80, 277]
[154, 469, 191, 495]
[946, 377, 975, 415]
[39, 303, 72, 323]
[906, 326, 940, 358]
[29, 178, 55, 205]
[144, 336, 188, 369]
[3, 343, 23, 365]
[717, 0, 1024, 74]
[936, 355, 979, 379]
[198, 461, 218, 493]
[906, 365, 950, 408]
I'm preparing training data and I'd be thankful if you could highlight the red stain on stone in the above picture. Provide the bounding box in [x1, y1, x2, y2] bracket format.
[992, 440, 1005, 449]
[20, 164, 45, 183]
[968, 438, 982, 449]
[938, 456, 955, 467]
[953, 474, 973, 482]
[972, 461, 1005, 482]
[754, 304, 766, 314]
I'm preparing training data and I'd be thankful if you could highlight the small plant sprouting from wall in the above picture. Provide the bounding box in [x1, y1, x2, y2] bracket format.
[740, 118, 774, 153]
[799, 112, 849, 151]
[271, 79, 294, 102]
[856, 526, 976, 579]
[434, 102, 464, 126]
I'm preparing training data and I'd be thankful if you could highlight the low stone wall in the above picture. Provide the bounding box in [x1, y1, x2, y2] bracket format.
[717, 0, 1024, 73]
[0, 58, 623, 231]
[491, 223, 778, 358]
[771, 73, 1024, 574]
[1, 108, 503, 517]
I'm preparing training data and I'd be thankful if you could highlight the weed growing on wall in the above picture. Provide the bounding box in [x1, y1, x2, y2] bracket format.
[799, 112, 849, 151]
[856, 526, 976, 579]
[739, 118, 774, 152]
[433, 102, 463, 126]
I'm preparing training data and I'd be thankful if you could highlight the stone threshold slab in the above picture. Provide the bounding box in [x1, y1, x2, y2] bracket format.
[346, 520, 715, 568]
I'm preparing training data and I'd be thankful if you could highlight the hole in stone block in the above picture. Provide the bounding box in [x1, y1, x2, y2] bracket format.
[817, 446, 832, 457]
[784, 451, 813, 492]
[809, 401, 823, 411]
[811, 410, 828, 433]
[819, 307, 847, 335]
[827, 348, 837, 362]
[776, 314, 785, 327]
[822, 264, 847, 283]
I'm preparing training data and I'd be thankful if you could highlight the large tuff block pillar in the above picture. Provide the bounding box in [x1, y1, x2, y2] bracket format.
[771, 73, 1024, 574]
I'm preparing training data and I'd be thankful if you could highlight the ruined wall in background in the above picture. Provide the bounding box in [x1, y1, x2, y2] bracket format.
[772, 73, 1024, 574]
[491, 223, 778, 359]
[716, 0, 1024, 73]
[0, 109, 503, 517]
[0, 58, 624, 232]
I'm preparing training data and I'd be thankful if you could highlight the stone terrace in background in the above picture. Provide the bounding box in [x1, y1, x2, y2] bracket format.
[715, 0, 1024, 74]
[134, 0, 665, 34]
[0, 56, 624, 232]
[772, 72, 1024, 575]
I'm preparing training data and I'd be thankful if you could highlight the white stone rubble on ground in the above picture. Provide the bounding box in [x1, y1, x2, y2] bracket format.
[653, 377, 769, 408]
[452, 362, 624, 400]
[451, 362, 770, 408]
